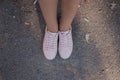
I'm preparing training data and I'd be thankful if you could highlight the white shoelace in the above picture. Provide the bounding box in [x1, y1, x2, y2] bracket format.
[46, 32, 58, 49]
[59, 31, 72, 47]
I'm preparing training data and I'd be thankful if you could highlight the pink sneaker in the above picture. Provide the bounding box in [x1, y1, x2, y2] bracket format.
[59, 28, 73, 59]
[43, 28, 58, 60]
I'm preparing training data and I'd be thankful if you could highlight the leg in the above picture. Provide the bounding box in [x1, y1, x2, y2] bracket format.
[58, 0, 79, 59]
[60, 0, 79, 31]
[38, 0, 58, 32]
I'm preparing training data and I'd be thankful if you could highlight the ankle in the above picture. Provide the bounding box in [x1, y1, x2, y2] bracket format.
[59, 27, 71, 32]
[47, 27, 58, 33]
[59, 24, 71, 31]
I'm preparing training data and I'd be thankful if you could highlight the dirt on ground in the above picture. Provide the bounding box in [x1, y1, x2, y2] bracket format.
[0, 0, 120, 80]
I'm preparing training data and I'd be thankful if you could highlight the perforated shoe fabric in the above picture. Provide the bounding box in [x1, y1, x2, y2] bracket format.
[58, 28, 73, 59]
[43, 28, 58, 60]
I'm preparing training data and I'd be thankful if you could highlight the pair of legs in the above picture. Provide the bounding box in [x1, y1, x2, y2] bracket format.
[38, 0, 79, 32]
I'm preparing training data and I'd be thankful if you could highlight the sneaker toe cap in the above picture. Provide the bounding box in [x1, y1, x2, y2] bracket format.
[59, 48, 72, 59]
[43, 51, 57, 60]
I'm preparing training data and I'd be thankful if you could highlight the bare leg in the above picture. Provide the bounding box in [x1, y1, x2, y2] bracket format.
[38, 0, 58, 32]
[60, 0, 79, 31]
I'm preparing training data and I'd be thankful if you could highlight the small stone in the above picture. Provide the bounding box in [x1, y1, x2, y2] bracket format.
[84, 18, 89, 22]
[110, 2, 117, 10]
[78, 5, 80, 8]
[13, 16, 16, 19]
[33, 0, 38, 4]
[65, 65, 72, 71]
[85, 34, 90, 43]
[25, 22, 30, 25]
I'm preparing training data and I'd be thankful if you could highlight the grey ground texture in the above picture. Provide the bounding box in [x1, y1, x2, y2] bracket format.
[0, 0, 120, 80]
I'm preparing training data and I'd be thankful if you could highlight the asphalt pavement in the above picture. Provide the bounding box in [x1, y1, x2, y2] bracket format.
[0, 0, 120, 80]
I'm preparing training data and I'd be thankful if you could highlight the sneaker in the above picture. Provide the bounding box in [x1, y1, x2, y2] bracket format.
[59, 28, 73, 59]
[43, 28, 58, 60]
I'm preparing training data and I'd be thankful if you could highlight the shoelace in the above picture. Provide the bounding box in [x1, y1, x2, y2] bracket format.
[60, 31, 71, 47]
[46, 33, 57, 49]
